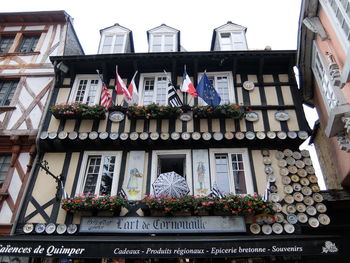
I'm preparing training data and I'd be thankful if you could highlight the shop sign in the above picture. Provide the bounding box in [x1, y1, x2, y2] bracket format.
[79, 216, 246, 234]
[0, 238, 340, 258]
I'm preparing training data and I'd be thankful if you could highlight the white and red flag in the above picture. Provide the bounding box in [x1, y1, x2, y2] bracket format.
[181, 70, 198, 98]
[126, 71, 139, 105]
[96, 70, 112, 109]
[115, 66, 132, 101]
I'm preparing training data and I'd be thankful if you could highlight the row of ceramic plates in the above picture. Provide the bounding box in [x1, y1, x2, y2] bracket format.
[23, 223, 77, 235]
[250, 223, 295, 235]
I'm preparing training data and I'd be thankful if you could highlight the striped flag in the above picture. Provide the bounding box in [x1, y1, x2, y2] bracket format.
[126, 71, 139, 105]
[164, 71, 182, 107]
[96, 70, 112, 109]
[115, 66, 132, 101]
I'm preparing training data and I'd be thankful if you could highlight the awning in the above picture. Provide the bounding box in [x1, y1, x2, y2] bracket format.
[0, 234, 342, 258]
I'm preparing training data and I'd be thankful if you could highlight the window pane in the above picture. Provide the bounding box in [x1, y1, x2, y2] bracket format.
[0, 80, 18, 106]
[113, 35, 125, 53]
[155, 76, 167, 105]
[231, 153, 247, 194]
[18, 35, 39, 52]
[164, 35, 174, 51]
[216, 76, 229, 104]
[215, 154, 230, 194]
[86, 79, 99, 105]
[0, 36, 14, 53]
[99, 156, 116, 195]
[143, 78, 155, 105]
[152, 35, 162, 52]
[102, 36, 113, 53]
[83, 156, 101, 194]
[0, 155, 11, 188]
[75, 80, 88, 103]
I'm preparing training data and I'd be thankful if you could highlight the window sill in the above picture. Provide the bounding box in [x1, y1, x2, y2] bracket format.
[0, 51, 40, 57]
[0, 106, 16, 113]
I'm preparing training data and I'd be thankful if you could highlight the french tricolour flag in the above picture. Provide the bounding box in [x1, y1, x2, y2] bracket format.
[181, 71, 198, 98]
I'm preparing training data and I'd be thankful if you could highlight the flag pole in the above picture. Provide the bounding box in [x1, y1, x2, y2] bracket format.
[183, 65, 188, 105]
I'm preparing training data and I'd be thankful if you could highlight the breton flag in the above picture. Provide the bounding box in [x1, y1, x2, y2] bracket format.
[126, 71, 139, 105]
[96, 70, 112, 109]
[115, 66, 132, 101]
[180, 70, 198, 98]
[164, 71, 183, 107]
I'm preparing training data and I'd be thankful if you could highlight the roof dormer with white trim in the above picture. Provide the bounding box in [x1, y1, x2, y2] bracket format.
[211, 21, 248, 51]
[147, 24, 180, 52]
[98, 23, 134, 54]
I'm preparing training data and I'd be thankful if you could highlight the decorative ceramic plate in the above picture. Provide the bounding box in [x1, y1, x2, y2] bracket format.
[297, 213, 308, 223]
[267, 131, 277, 139]
[312, 193, 324, 203]
[303, 196, 314, 206]
[280, 168, 289, 176]
[296, 160, 305, 169]
[272, 223, 283, 234]
[179, 113, 192, 121]
[129, 132, 139, 141]
[287, 131, 298, 139]
[56, 224, 67, 234]
[23, 223, 34, 234]
[139, 132, 149, 140]
[58, 131, 68, 140]
[224, 132, 234, 140]
[303, 158, 313, 166]
[243, 80, 255, 91]
[292, 183, 302, 192]
[318, 214, 330, 225]
[287, 214, 298, 224]
[265, 165, 274, 174]
[48, 132, 57, 139]
[308, 217, 319, 228]
[88, 131, 98, 140]
[281, 175, 291, 185]
[40, 131, 48, 140]
[316, 203, 327, 213]
[296, 203, 306, 213]
[301, 149, 310, 157]
[306, 205, 317, 216]
[278, 159, 287, 168]
[286, 204, 296, 214]
[306, 166, 315, 174]
[109, 132, 119, 140]
[277, 131, 287, 140]
[267, 174, 276, 183]
[250, 223, 261, 234]
[301, 186, 312, 196]
[68, 131, 78, 140]
[99, 131, 109, 140]
[270, 185, 278, 193]
[192, 132, 201, 140]
[283, 149, 293, 157]
[170, 132, 180, 140]
[292, 151, 302, 160]
[245, 131, 256, 140]
[293, 192, 304, 202]
[284, 185, 293, 194]
[160, 133, 170, 140]
[284, 223, 295, 234]
[288, 165, 298, 174]
[35, 223, 46, 234]
[109, 111, 125, 122]
[120, 132, 129, 140]
[297, 169, 307, 177]
[300, 178, 310, 186]
[286, 157, 296, 166]
[245, 112, 259, 122]
[284, 195, 294, 204]
[270, 193, 280, 203]
[291, 175, 300, 183]
[213, 132, 223, 141]
[275, 111, 290, 121]
[202, 132, 212, 141]
[272, 203, 282, 212]
[263, 157, 272, 165]
[274, 213, 284, 223]
[45, 223, 56, 234]
[67, 224, 77, 234]
[261, 149, 270, 156]
[78, 132, 88, 140]
[256, 132, 266, 140]
[298, 131, 309, 140]
[311, 184, 320, 193]
[181, 132, 191, 140]
[262, 224, 272, 235]
[275, 151, 284, 160]
[235, 132, 245, 140]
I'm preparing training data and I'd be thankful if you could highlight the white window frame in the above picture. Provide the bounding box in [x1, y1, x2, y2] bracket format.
[209, 148, 254, 195]
[76, 151, 122, 196]
[69, 74, 102, 105]
[197, 71, 235, 105]
[139, 72, 170, 105]
[311, 42, 347, 115]
[149, 33, 177, 52]
[100, 33, 127, 54]
[150, 149, 193, 195]
[320, 0, 350, 51]
[219, 31, 247, 51]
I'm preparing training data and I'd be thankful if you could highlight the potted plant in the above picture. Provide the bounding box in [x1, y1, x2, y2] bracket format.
[50, 102, 106, 120]
[192, 104, 246, 119]
[127, 104, 182, 119]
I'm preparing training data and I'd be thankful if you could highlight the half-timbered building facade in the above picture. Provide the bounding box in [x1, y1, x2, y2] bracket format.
[0, 11, 83, 236]
[0, 22, 343, 262]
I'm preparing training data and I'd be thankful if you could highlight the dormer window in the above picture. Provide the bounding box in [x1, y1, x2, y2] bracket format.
[98, 24, 134, 54]
[211, 22, 248, 51]
[147, 24, 179, 52]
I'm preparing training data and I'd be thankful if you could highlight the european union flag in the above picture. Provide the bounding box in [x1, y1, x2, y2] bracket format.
[196, 73, 221, 107]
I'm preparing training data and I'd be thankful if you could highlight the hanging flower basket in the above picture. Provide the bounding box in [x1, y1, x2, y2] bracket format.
[192, 104, 248, 119]
[50, 103, 106, 120]
[127, 104, 182, 119]
[61, 194, 127, 213]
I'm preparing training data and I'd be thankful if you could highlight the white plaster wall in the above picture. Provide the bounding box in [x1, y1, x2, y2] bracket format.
[18, 56, 33, 64]
[31, 105, 42, 129]
[18, 152, 29, 171]
[37, 25, 53, 62]
[7, 108, 22, 129]
[0, 202, 12, 224]
[8, 170, 21, 204]
[26, 77, 52, 95]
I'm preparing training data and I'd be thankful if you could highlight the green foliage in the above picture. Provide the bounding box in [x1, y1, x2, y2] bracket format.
[50, 102, 106, 119]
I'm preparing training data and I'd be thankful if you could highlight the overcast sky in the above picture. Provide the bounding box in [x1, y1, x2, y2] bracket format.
[3, 0, 302, 54]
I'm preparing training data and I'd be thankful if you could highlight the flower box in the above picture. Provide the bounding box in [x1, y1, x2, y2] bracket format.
[192, 104, 247, 119]
[127, 104, 182, 119]
[50, 103, 106, 120]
